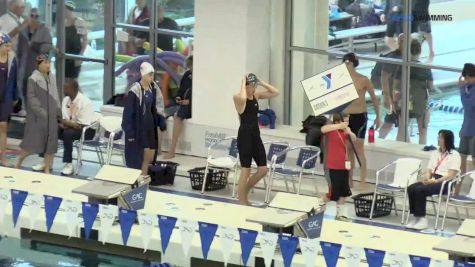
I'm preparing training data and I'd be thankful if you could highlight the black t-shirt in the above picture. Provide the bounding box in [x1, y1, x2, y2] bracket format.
[381, 49, 402, 75]
[413, 0, 430, 17]
[157, 17, 179, 51]
[177, 70, 192, 100]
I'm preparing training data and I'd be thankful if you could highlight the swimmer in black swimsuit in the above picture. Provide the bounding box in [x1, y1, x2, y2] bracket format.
[233, 73, 279, 205]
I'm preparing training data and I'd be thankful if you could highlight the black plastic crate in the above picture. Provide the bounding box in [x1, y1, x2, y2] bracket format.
[353, 193, 394, 218]
[188, 167, 229, 191]
[149, 161, 179, 186]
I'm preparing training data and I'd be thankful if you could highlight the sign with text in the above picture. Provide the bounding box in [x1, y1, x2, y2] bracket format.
[301, 63, 358, 115]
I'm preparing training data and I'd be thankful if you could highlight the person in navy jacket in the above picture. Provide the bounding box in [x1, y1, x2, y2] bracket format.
[122, 62, 165, 176]
[0, 33, 18, 166]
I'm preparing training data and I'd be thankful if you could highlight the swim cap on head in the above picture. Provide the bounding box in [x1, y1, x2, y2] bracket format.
[462, 63, 475, 77]
[0, 33, 11, 46]
[246, 73, 258, 86]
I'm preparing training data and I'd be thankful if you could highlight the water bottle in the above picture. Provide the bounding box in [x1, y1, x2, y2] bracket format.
[91, 40, 97, 50]
[368, 125, 375, 144]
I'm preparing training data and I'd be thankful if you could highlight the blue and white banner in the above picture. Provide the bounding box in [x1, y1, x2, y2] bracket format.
[218, 226, 238, 266]
[11, 189, 28, 228]
[365, 248, 386, 267]
[0, 188, 10, 226]
[321, 241, 342, 267]
[63, 200, 81, 238]
[26, 193, 43, 231]
[343, 246, 363, 267]
[431, 259, 455, 267]
[386, 252, 410, 267]
[279, 235, 299, 267]
[238, 228, 258, 266]
[299, 238, 320, 267]
[99, 204, 118, 244]
[409, 255, 431, 267]
[258, 231, 278, 267]
[138, 212, 155, 252]
[298, 211, 324, 239]
[198, 222, 218, 260]
[121, 184, 148, 210]
[44, 195, 62, 233]
[119, 208, 137, 246]
[82, 202, 99, 239]
[178, 219, 198, 258]
[158, 215, 177, 255]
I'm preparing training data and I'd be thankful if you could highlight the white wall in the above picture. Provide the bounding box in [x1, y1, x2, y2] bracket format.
[193, 0, 271, 130]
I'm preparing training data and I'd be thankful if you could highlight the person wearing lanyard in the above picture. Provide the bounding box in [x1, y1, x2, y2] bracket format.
[406, 130, 461, 230]
[321, 113, 356, 220]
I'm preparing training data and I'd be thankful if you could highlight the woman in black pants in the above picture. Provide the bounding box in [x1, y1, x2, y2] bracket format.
[406, 130, 461, 230]
[233, 73, 279, 205]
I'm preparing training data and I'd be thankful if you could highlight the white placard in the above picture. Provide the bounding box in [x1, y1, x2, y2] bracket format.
[299, 237, 321, 267]
[343, 246, 363, 266]
[0, 188, 10, 225]
[138, 212, 155, 252]
[258, 232, 278, 267]
[63, 200, 81, 238]
[99, 204, 118, 244]
[386, 252, 411, 267]
[26, 193, 43, 231]
[178, 219, 198, 258]
[301, 63, 358, 115]
[219, 226, 238, 266]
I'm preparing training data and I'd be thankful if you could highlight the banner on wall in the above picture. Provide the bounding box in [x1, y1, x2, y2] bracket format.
[0, 188, 10, 225]
[44, 195, 62, 233]
[63, 200, 81, 238]
[26, 193, 43, 231]
[99, 204, 118, 244]
[218, 226, 238, 266]
[138, 212, 155, 252]
[11, 189, 28, 227]
[301, 63, 358, 116]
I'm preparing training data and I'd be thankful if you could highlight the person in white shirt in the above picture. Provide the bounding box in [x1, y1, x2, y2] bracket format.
[32, 78, 95, 175]
[406, 129, 461, 230]
[0, 0, 28, 53]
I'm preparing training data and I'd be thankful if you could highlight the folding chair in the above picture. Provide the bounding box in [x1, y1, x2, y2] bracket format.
[440, 171, 475, 231]
[239, 141, 290, 198]
[369, 158, 421, 223]
[75, 115, 123, 175]
[265, 145, 320, 203]
[201, 136, 239, 194]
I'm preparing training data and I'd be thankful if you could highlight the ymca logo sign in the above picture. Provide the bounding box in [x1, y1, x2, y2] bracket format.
[321, 73, 332, 89]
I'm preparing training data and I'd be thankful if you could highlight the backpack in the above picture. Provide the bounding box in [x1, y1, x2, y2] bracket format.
[300, 115, 328, 147]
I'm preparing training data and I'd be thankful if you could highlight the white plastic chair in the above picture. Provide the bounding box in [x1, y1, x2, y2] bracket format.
[74, 112, 103, 175]
[440, 171, 475, 231]
[99, 116, 124, 165]
[201, 136, 239, 194]
[369, 158, 422, 223]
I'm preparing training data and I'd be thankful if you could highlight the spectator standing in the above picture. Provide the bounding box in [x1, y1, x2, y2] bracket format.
[458, 63, 475, 179]
[381, 0, 403, 51]
[164, 56, 192, 159]
[0, 34, 18, 166]
[125, 0, 150, 55]
[17, 8, 52, 108]
[15, 54, 60, 174]
[64, 1, 88, 79]
[0, 0, 27, 53]
[412, 0, 434, 58]
[156, 5, 179, 52]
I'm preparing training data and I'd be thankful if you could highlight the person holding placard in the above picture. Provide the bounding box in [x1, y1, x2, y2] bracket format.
[233, 73, 279, 206]
[321, 114, 356, 220]
[342, 53, 381, 186]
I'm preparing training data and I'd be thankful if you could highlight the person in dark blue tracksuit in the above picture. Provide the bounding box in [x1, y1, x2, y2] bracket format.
[122, 62, 165, 176]
[458, 63, 475, 184]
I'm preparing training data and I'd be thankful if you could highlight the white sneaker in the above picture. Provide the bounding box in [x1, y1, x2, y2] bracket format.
[405, 217, 417, 229]
[61, 163, 74, 176]
[17, 110, 27, 117]
[32, 163, 45, 171]
[413, 217, 428, 230]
